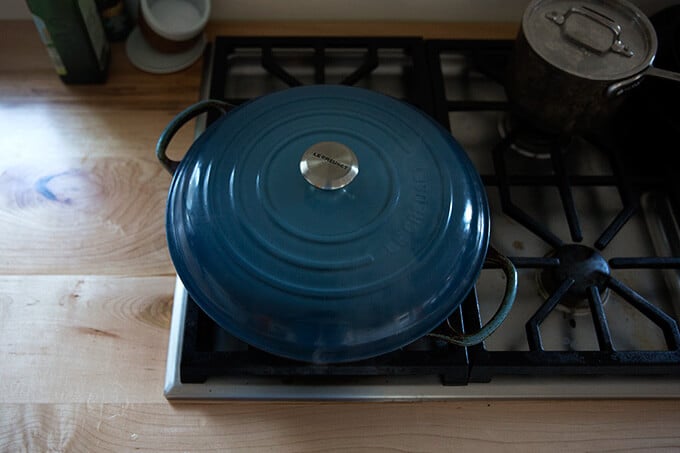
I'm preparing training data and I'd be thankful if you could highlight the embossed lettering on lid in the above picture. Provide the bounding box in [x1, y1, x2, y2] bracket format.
[300, 141, 359, 190]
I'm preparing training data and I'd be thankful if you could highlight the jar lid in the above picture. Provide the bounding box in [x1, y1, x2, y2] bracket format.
[522, 0, 657, 80]
[165, 85, 489, 363]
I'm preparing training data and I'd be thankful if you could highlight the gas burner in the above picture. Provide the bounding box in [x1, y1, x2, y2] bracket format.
[497, 113, 569, 159]
[537, 244, 611, 315]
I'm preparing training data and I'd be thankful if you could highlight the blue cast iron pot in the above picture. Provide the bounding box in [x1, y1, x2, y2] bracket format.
[157, 85, 517, 363]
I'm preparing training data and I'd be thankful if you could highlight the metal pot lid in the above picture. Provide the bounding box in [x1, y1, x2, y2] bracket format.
[166, 85, 489, 363]
[522, 0, 657, 80]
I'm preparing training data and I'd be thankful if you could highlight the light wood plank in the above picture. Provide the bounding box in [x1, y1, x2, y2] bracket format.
[1, 400, 679, 452]
[0, 24, 203, 276]
[0, 148, 176, 275]
[0, 106, 197, 162]
[0, 276, 174, 404]
[0, 108, 211, 279]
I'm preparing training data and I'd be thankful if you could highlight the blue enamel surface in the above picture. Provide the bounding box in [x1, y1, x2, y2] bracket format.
[166, 85, 489, 363]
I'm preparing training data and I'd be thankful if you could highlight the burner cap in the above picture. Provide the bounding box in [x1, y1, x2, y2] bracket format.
[537, 244, 610, 315]
[498, 113, 569, 159]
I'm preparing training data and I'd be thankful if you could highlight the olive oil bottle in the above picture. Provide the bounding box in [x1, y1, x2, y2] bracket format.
[26, 0, 110, 84]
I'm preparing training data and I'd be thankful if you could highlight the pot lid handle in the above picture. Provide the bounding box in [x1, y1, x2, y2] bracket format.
[546, 5, 634, 57]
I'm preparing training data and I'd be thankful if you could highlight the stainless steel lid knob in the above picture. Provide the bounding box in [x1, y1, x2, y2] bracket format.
[299, 141, 359, 190]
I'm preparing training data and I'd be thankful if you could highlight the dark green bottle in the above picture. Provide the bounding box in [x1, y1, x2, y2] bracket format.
[26, 0, 111, 84]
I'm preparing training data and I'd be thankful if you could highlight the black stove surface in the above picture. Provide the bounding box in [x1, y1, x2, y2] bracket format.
[177, 36, 680, 386]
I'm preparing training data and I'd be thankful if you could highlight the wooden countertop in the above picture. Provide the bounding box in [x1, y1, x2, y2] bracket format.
[1, 20, 679, 451]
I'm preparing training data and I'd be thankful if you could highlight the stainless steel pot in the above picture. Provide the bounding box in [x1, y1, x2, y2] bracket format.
[506, 0, 680, 135]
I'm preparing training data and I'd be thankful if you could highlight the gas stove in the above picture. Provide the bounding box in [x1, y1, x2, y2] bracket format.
[164, 36, 680, 400]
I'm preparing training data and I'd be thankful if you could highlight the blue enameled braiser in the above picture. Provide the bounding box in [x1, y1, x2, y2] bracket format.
[159, 85, 511, 363]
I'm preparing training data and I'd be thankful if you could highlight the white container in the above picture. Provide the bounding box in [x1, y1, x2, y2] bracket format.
[139, 0, 209, 52]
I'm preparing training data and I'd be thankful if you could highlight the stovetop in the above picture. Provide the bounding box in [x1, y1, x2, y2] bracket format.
[164, 36, 680, 400]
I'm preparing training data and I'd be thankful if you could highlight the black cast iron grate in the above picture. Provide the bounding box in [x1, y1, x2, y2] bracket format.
[207, 36, 434, 117]
[426, 39, 680, 382]
[178, 37, 680, 385]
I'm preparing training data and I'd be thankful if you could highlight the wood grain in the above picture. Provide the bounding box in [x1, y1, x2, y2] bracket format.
[0, 137, 175, 275]
[0, 25, 201, 276]
[0, 276, 173, 404]
[2, 401, 680, 452]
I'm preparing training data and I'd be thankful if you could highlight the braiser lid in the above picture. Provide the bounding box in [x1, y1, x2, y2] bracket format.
[522, 0, 657, 80]
[165, 85, 489, 363]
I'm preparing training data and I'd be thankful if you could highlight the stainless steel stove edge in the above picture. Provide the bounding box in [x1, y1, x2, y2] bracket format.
[163, 277, 680, 401]
[163, 277, 189, 398]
